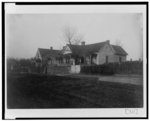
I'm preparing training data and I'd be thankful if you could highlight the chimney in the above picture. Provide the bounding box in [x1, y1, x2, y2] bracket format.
[106, 40, 110, 44]
[50, 46, 53, 50]
[81, 41, 85, 46]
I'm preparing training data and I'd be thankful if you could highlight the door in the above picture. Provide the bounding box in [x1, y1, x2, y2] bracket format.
[81, 57, 84, 64]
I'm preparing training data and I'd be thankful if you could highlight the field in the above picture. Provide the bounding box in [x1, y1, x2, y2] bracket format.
[7, 73, 143, 108]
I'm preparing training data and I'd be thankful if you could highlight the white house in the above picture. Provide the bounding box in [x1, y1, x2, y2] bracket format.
[61, 40, 128, 65]
[35, 40, 128, 74]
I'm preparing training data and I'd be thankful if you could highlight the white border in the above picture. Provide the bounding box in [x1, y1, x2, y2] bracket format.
[4, 3, 147, 119]
[5, 3, 146, 14]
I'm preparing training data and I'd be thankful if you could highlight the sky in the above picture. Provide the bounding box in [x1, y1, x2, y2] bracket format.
[6, 13, 143, 60]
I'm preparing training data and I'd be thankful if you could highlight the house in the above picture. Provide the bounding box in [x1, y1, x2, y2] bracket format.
[35, 47, 63, 66]
[35, 40, 127, 73]
[35, 40, 127, 66]
[62, 40, 128, 65]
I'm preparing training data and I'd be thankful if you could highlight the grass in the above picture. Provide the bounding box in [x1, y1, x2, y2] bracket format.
[7, 72, 143, 108]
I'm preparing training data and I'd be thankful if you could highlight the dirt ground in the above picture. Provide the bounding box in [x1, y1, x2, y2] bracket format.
[98, 74, 143, 85]
[7, 73, 143, 109]
[63, 74, 143, 85]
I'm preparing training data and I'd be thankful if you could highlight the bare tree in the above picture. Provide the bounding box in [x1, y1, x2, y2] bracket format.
[62, 25, 84, 45]
[72, 34, 84, 45]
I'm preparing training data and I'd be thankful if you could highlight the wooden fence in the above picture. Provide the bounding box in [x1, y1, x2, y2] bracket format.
[108, 61, 143, 74]
[81, 61, 143, 75]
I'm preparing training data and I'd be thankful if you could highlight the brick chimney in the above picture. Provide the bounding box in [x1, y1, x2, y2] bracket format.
[81, 41, 85, 46]
[50, 46, 53, 50]
[106, 40, 110, 44]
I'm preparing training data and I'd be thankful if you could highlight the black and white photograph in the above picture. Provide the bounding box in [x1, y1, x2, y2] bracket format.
[3, 2, 148, 119]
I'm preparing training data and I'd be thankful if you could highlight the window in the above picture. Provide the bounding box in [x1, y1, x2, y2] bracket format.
[119, 57, 122, 63]
[106, 56, 108, 64]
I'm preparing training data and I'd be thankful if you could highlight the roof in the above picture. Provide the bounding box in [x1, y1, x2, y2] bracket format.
[112, 45, 128, 56]
[37, 41, 127, 59]
[38, 48, 61, 59]
[68, 41, 106, 56]
[67, 41, 127, 56]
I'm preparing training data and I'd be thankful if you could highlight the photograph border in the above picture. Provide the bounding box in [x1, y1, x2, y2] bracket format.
[2, 1, 149, 119]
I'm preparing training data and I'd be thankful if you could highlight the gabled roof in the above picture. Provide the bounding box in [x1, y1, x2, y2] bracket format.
[37, 41, 127, 59]
[38, 48, 61, 59]
[67, 41, 127, 56]
[67, 41, 106, 56]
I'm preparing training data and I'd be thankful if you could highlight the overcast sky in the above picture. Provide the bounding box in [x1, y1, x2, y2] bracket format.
[6, 13, 143, 60]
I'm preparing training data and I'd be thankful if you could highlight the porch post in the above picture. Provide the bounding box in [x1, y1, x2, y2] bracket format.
[72, 59, 75, 65]
[89, 55, 92, 65]
[96, 54, 99, 65]
[83, 56, 86, 64]
[69, 55, 71, 64]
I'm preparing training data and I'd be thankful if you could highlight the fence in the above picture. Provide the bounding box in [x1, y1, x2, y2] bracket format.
[81, 61, 143, 75]
[70, 65, 81, 74]
[47, 65, 70, 74]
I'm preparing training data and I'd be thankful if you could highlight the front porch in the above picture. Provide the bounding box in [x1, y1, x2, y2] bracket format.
[50, 53, 98, 66]
[35, 53, 98, 74]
